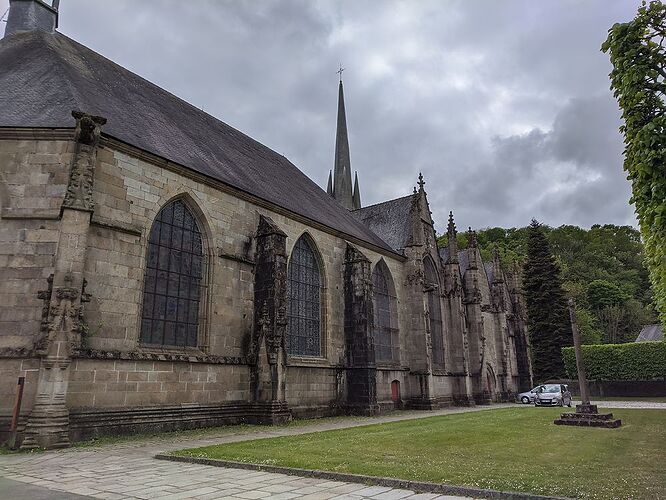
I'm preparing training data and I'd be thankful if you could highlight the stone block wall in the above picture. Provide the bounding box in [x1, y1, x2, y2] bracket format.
[66, 359, 249, 409]
[0, 139, 73, 217]
[375, 369, 407, 404]
[78, 144, 412, 410]
[285, 365, 340, 410]
[0, 139, 73, 355]
[0, 135, 530, 436]
[0, 358, 40, 418]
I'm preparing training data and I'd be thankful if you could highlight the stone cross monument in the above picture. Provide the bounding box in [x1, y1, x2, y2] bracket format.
[554, 299, 621, 428]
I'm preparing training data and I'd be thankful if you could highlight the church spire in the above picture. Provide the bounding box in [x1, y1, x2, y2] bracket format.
[327, 170, 333, 196]
[332, 76, 355, 210]
[352, 171, 361, 210]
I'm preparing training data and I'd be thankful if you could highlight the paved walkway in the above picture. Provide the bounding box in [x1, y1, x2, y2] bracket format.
[0, 405, 509, 500]
[577, 400, 666, 409]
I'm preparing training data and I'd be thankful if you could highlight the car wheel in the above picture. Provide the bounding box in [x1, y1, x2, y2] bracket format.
[521, 396, 530, 404]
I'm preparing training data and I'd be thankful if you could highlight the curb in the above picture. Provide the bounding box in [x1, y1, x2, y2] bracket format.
[154, 453, 572, 500]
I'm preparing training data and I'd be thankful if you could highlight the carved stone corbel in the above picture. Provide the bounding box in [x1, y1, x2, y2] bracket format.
[62, 111, 107, 213]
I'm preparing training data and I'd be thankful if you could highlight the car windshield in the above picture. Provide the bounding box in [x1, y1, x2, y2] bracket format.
[542, 386, 560, 393]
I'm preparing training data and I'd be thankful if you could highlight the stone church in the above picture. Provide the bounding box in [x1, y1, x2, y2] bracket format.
[0, 0, 532, 449]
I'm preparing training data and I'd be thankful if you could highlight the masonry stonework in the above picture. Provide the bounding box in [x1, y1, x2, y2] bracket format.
[0, 7, 532, 447]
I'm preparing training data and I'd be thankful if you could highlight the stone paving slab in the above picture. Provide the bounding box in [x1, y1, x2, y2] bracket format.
[0, 405, 528, 499]
[573, 400, 666, 409]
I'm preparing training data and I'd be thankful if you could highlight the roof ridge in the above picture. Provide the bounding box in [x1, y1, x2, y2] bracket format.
[353, 193, 415, 212]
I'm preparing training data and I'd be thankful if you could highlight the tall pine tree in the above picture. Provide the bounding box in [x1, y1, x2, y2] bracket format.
[523, 220, 572, 382]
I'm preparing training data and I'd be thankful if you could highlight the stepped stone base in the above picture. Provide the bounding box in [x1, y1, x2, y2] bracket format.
[21, 407, 71, 450]
[68, 401, 292, 442]
[345, 402, 381, 416]
[406, 396, 454, 410]
[554, 404, 622, 428]
[452, 395, 475, 407]
[473, 392, 492, 406]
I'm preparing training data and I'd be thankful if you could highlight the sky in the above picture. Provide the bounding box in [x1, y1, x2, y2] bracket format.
[1, 1, 643, 233]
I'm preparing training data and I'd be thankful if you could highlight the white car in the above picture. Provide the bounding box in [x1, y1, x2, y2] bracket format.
[516, 386, 541, 404]
[534, 384, 572, 407]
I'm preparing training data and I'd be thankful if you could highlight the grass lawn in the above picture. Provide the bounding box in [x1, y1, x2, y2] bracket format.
[174, 407, 666, 499]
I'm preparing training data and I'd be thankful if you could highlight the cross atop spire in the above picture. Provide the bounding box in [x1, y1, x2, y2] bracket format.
[417, 172, 425, 191]
[337, 64, 345, 81]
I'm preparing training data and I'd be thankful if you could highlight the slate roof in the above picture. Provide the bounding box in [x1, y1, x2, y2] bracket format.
[0, 30, 396, 254]
[352, 194, 415, 253]
[484, 262, 494, 284]
[458, 250, 470, 276]
[636, 324, 664, 342]
[438, 247, 471, 277]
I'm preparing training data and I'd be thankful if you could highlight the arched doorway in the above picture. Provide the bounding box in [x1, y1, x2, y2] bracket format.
[391, 380, 401, 408]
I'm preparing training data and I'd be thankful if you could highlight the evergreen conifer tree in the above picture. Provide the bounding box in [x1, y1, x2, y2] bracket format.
[523, 220, 572, 381]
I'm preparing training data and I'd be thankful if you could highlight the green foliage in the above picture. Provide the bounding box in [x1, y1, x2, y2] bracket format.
[602, 1, 666, 328]
[587, 279, 631, 309]
[562, 341, 666, 380]
[523, 220, 572, 381]
[575, 306, 604, 345]
[436, 223, 656, 344]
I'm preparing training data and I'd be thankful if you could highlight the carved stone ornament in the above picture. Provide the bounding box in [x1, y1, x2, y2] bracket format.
[35, 274, 55, 355]
[72, 110, 107, 146]
[404, 268, 424, 286]
[62, 111, 107, 212]
[34, 274, 89, 357]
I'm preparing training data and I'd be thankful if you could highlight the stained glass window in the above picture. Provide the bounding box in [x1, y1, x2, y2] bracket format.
[287, 236, 322, 356]
[424, 257, 444, 367]
[373, 264, 396, 362]
[140, 199, 203, 347]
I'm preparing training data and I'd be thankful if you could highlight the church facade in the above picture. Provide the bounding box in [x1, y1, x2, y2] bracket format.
[0, 0, 531, 449]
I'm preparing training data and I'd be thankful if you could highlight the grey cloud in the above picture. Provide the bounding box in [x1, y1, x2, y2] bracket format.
[447, 94, 632, 231]
[0, 0, 642, 232]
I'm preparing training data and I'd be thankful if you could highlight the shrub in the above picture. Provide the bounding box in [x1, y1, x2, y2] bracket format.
[562, 342, 666, 381]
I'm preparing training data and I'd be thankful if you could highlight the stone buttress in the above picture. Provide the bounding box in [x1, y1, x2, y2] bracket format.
[462, 229, 491, 405]
[248, 215, 292, 424]
[22, 111, 106, 449]
[343, 243, 379, 414]
[442, 212, 474, 406]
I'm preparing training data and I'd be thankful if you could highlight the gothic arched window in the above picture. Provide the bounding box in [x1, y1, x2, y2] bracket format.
[287, 235, 322, 357]
[140, 199, 204, 347]
[424, 256, 444, 368]
[373, 262, 398, 362]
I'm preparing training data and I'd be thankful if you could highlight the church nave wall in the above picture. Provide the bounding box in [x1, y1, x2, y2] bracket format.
[81, 145, 409, 408]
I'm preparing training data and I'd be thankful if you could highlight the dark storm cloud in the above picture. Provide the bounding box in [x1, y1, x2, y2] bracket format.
[0, 0, 641, 231]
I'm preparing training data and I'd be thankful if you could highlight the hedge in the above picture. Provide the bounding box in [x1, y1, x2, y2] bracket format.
[562, 341, 666, 381]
